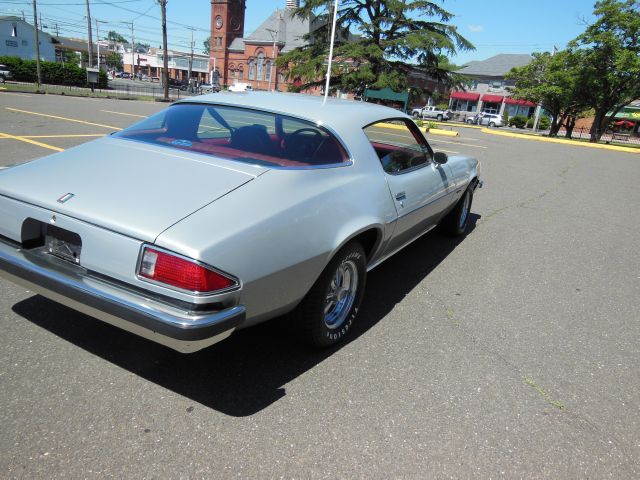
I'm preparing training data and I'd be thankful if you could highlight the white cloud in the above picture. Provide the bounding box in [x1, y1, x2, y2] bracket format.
[468, 25, 484, 33]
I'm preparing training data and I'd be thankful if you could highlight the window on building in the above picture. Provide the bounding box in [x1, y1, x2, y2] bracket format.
[265, 60, 272, 83]
[11, 23, 17, 37]
[248, 59, 255, 80]
[238, 66, 243, 80]
[256, 52, 265, 81]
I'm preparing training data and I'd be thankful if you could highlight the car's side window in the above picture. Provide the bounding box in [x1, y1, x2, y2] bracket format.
[363, 119, 432, 174]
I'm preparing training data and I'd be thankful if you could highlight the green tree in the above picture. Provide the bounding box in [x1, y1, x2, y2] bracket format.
[277, 0, 473, 93]
[106, 51, 123, 70]
[203, 36, 210, 55]
[568, 0, 640, 142]
[106, 30, 128, 43]
[506, 50, 587, 136]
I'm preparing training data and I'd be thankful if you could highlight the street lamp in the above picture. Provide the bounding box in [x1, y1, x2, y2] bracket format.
[266, 27, 278, 92]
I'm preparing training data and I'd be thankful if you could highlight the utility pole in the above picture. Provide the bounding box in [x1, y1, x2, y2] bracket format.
[121, 21, 134, 78]
[159, 0, 169, 100]
[85, 0, 93, 67]
[94, 19, 107, 70]
[32, 0, 42, 87]
[187, 26, 195, 84]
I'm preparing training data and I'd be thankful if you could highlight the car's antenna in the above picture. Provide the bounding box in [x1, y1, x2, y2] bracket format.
[323, 0, 339, 106]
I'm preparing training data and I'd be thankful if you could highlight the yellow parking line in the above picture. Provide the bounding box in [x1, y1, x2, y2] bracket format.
[0, 132, 64, 152]
[100, 110, 147, 118]
[22, 134, 105, 138]
[5, 107, 122, 130]
[0, 91, 32, 98]
[431, 139, 487, 148]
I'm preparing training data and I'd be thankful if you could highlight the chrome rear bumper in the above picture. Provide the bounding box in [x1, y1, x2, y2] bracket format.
[0, 239, 245, 353]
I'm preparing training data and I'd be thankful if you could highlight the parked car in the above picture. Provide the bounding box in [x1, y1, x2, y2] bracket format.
[466, 113, 504, 127]
[0, 64, 12, 82]
[411, 105, 451, 121]
[228, 82, 253, 92]
[0, 93, 482, 353]
[199, 83, 220, 94]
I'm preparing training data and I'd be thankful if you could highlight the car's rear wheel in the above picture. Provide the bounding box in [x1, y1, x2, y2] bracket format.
[489, 122, 496, 127]
[466, 119, 473, 124]
[441, 187, 473, 236]
[292, 242, 366, 347]
[413, 112, 419, 119]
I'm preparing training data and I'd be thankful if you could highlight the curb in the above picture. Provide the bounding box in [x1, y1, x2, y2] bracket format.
[481, 128, 639, 154]
[427, 128, 459, 137]
[379, 122, 459, 137]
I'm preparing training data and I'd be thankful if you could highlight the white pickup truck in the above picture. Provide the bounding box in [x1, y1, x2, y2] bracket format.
[411, 105, 450, 121]
[0, 64, 12, 83]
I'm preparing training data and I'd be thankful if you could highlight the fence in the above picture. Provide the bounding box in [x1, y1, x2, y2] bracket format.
[556, 126, 640, 145]
[7, 80, 200, 100]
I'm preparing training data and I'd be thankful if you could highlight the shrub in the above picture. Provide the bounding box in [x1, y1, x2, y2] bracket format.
[508, 115, 528, 128]
[525, 116, 551, 130]
[0, 55, 107, 88]
[436, 103, 449, 111]
[427, 121, 438, 130]
[538, 116, 551, 130]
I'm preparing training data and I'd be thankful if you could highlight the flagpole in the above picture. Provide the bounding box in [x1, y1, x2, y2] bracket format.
[323, 0, 339, 105]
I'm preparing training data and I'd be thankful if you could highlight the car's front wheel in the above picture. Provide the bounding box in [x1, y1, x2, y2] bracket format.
[412, 112, 419, 119]
[292, 242, 367, 347]
[489, 121, 496, 127]
[441, 187, 473, 236]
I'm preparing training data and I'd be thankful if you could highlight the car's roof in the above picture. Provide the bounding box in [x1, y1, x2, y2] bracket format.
[178, 91, 410, 133]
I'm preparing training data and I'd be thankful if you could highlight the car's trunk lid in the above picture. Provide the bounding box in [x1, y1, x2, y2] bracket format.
[0, 137, 264, 241]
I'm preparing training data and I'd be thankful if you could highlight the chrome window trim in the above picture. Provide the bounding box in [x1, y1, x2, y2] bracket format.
[117, 102, 355, 170]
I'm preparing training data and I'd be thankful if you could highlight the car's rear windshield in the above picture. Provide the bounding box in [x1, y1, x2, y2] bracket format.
[113, 103, 350, 168]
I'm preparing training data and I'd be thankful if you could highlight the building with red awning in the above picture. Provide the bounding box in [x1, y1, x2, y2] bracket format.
[447, 54, 538, 120]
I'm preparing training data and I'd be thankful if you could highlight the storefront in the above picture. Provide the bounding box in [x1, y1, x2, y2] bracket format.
[449, 91, 480, 112]
[504, 97, 536, 118]
[480, 94, 504, 114]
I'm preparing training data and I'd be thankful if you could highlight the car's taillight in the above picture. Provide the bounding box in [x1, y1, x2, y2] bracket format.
[138, 247, 237, 293]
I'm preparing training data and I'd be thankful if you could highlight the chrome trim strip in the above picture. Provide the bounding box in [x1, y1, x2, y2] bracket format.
[0, 239, 245, 352]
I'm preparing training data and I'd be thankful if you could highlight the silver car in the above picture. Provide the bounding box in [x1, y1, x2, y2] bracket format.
[0, 93, 482, 353]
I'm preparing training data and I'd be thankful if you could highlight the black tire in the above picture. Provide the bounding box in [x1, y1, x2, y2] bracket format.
[437, 114, 443, 121]
[489, 122, 496, 127]
[466, 119, 473, 124]
[441, 187, 473, 236]
[413, 112, 419, 119]
[292, 242, 367, 347]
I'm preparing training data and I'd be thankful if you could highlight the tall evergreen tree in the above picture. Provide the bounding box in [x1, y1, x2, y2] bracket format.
[277, 0, 473, 93]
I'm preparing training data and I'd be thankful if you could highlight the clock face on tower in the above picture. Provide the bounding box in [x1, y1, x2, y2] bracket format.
[230, 16, 240, 31]
[215, 15, 223, 29]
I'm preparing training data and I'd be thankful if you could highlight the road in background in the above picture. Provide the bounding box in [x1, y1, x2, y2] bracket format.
[1, 93, 639, 478]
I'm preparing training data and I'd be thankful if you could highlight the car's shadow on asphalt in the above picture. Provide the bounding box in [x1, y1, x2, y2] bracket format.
[13, 214, 479, 417]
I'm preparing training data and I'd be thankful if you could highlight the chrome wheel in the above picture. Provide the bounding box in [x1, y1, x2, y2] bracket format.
[324, 259, 358, 330]
[458, 192, 470, 230]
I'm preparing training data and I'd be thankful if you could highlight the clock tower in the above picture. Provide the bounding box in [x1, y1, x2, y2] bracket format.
[210, 0, 246, 85]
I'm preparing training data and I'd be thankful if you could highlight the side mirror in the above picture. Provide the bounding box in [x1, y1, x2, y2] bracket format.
[434, 151, 448, 164]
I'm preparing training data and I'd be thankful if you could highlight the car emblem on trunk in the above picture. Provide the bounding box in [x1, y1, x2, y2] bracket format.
[57, 193, 75, 203]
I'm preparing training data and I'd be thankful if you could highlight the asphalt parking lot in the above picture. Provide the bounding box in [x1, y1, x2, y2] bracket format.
[1, 92, 639, 478]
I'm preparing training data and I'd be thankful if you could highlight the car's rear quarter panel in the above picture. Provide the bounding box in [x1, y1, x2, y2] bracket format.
[155, 153, 397, 326]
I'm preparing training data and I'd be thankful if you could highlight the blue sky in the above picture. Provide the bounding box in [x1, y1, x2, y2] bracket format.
[0, 0, 597, 64]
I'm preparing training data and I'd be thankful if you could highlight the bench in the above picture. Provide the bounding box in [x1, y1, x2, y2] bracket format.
[611, 133, 631, 141]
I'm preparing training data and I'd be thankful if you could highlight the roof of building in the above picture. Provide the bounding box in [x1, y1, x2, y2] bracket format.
[53, 36, 95, 52]
[455, 54, 533, 77]
[229, 8, 315, 54]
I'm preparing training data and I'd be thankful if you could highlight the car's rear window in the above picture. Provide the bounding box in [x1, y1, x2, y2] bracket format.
[113, 103, 350, 168]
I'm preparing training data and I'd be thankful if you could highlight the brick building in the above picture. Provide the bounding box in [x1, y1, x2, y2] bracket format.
[209, 0, 312, 91]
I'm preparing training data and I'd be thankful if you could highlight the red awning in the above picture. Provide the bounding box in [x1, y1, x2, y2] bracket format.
[481, 94, 504, 103]
[450, 91, 480, 101]
[504, 97, 536, 107]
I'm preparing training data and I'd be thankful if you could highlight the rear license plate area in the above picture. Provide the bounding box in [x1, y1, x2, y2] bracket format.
[21, 218, 82, 265]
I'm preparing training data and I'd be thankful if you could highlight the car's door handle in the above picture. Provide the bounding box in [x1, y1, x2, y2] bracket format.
[395, 191, 407, 201]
